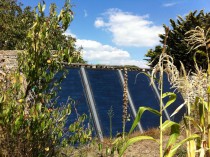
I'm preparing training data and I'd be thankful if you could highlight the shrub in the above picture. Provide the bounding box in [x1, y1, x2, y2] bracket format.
[0, 1, 91, 156]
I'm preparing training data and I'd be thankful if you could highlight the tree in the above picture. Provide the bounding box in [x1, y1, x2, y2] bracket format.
[0, 0, 34, 49]
[145, 10, 210, 72]
[0, 1, 91, 156]
[0, 0, 86, 63]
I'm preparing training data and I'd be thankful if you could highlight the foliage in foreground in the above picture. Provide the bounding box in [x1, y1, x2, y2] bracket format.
[96, 26, 210, 157]
[0, 1, 91, 157]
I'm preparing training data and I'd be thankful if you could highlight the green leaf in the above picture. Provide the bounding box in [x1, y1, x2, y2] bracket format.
[199, 102, 205, 127]
[129, 106, 160, 135]
[207, 86, 210, 94]
[119, 136, 157, 156]
[162, 92, 176, 110]
[38, 3, 42, 12]
[184, 116, 202, 132]
[162, 120, 179, 132]
[98, 143, 102, 151]
[166, 134, 200, 157]
[36, 103, 42, 112]
[112, 137, 121, 145]
[0, 95, 4, 102]
[41, 121, 45, 130]
[14, 115, 23, 131]
[58, 131, 62, 138]
[42, 1, 46, 12]
[164, 124, 180, 156]
[195, 97, 208, 110]
[194, 96, 200, 106]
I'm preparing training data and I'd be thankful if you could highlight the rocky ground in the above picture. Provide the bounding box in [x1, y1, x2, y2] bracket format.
[59, 128, 187, 157]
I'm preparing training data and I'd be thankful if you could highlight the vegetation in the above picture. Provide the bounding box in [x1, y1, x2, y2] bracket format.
[95, 28, 194, 157]
[145, 10, 210, 72]
[94, 26, 210, 157]
[1, 0, 210, 156]
[0, 0, 85, 63]
[0, 1, 91, 156]
[0, 0, 34, 50]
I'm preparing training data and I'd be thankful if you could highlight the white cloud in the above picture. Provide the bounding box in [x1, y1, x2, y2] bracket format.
[63, 29, 77, 38]
[163, 2, 177, 7]
[94, 9, 164, 47]
[76, 39, 149, 68]
[102, 59, 150, 69]
[76, 39, 129, 61]
[94, 18, 106, 28]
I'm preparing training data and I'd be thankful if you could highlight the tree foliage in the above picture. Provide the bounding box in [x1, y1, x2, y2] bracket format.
[145, 10, 210, 72]
[0, 1, 91, 156]
[0, 0, 34, 49]
[0, 0, 85, 63]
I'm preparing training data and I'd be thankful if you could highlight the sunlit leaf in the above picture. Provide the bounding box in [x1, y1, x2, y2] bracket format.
[119, 136, 157, 157]
[42, 1, 46, 12]
[162, 92, 176, 110]
[164, 124, 180, 156]
[162, 120, 179, 132]
[36, 103, 42, 112]
[170, 102, 186, 117]
[129, 106, 160, 135]
[166, 134, 200, 157]
[199, 102, 205, 127]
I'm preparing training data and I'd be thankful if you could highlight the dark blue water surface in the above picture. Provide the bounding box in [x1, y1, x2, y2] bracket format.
[86, 69, 133, 137]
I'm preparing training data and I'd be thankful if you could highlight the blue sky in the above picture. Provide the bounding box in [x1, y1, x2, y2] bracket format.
[20, 0, 210, 68]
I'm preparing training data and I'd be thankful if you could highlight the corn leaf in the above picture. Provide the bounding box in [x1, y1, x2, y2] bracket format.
[164, 124, 180, 156]
[165, 134, 200, 157]
[184, 116, 202, 132]
[119, 136, 157, 157]
[199, 102, 205, 127]
[162, 92, 176, 110]
[129, 107, 160, 135]
[170, 102, 186, 117]
[162, 120, 179, 132]
[42, 1, 46, 12]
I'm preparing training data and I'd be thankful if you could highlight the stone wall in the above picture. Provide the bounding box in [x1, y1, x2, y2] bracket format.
[0, 50, 18, 70]
[0, 50, 148, 71]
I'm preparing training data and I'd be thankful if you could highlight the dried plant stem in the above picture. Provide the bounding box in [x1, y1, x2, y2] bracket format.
[204, 30, 210, 157]
[159, 69, 163, 157]
[159, 27, 169, 157]
[122, 67, 128, 140]
[186, 96, 196, 157]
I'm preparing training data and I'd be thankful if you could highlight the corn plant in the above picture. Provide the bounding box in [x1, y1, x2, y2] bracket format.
[174, 26, 210, 157]
[165, 26, 210, 157]
[107, 27, 200, 157]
